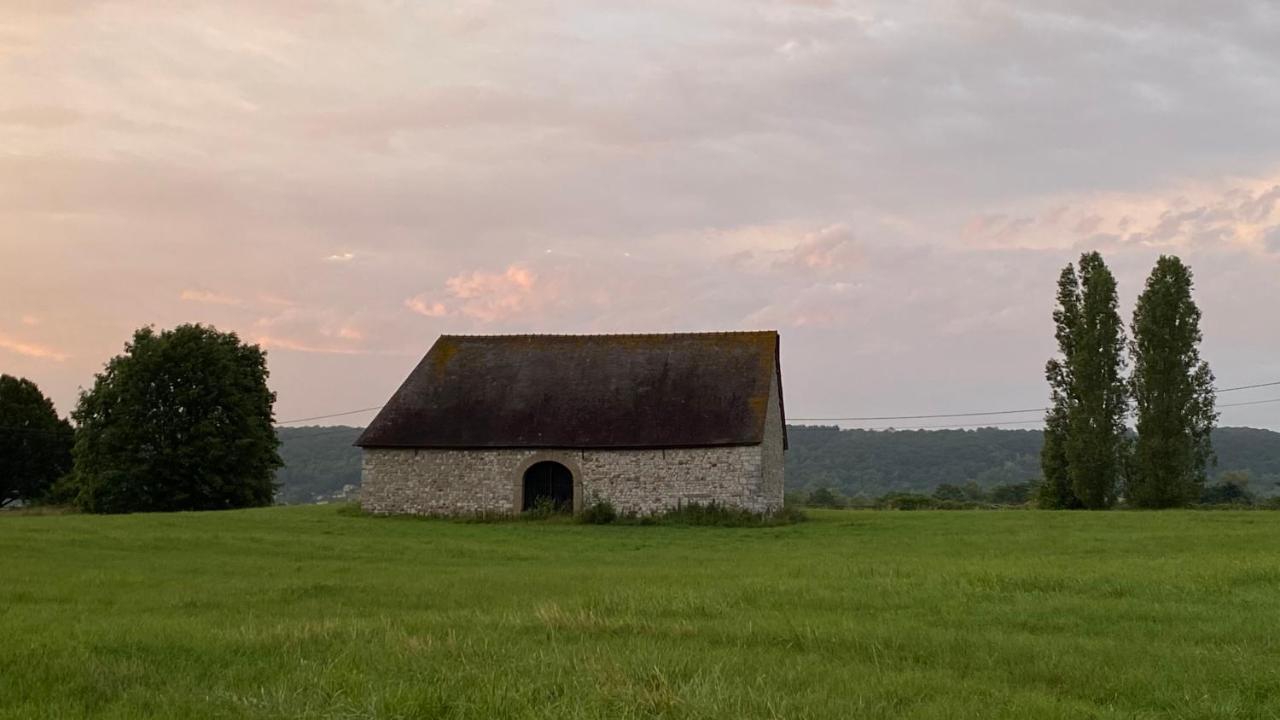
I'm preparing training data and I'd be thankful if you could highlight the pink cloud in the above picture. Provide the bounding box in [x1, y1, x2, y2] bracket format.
[959, 175, 1280, 253]
[256, 294, 297, 307]
[779, 224, 862, 273]
[253, 335, 366, 355]
[404, 297, 449, 318]
[180, 289, 242, 306]
[250, 307, 371, 355]
[408, 264, 543, 323]
[0, 332, 69, 361]
[744, 280, 859, 329]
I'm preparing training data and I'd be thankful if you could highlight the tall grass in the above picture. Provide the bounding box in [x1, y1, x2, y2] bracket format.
[3, 506, 1279, 718]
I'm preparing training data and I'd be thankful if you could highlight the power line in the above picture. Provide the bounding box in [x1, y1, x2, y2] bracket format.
[275, 405, 384, 425]
[796, 397, 1280, 431]
[857, 418, 1047, 431]
[812, 399, 1280, 431]
[3, 379, 1275, 436]
[1218, 396, 1280, 409]
[790, 407, 1046, 422]
[263, 385, 1279, 431]
[1217, 380, 1280, 394]
[790, 379, 1280, 422]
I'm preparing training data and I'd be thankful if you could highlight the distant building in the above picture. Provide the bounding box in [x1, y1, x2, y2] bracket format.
[356, 331, 786, 516]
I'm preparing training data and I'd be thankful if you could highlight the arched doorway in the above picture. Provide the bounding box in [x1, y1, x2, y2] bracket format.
[522, 461, 574, 512]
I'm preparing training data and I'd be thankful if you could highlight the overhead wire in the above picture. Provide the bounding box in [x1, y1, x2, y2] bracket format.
[790, 380, 1280, 423]
[2, 380, 1277, 436]
[275, 406, 384, 425]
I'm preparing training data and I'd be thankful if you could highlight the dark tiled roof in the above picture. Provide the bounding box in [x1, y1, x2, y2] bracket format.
[356, 331, 785, 449]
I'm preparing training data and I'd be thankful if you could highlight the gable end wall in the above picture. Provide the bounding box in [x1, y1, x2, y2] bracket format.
[760, 370, 785, 504]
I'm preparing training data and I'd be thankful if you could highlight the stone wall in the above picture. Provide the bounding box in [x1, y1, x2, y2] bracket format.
[759, 372, 786, 506]
[360, 448, 530, 516]
[360, 379, 786, 516]
[578, 445, 768, 515]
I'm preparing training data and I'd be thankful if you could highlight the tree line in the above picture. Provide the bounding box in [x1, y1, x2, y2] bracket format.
[1040, 253, 1217, 509]
[2, 324, 279, 512]
[0, 254, 1245, 513]
[268, 423, 1280, 506]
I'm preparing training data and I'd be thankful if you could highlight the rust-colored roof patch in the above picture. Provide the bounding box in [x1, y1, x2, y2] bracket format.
[356, 331, 785, 449]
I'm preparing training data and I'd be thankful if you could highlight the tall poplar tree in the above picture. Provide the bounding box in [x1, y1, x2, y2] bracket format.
[1065, 252, 1129, 508]
[1039, 266, 1082, 508]
[1041, 252, 1128, 509]
[1128, 256, 1217, 507]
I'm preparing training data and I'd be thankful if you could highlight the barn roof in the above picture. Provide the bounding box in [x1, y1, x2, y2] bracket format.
[356, 331, 785, 449]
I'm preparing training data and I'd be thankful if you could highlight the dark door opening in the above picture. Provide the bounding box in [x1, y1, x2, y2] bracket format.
[522, 461, 574, 512]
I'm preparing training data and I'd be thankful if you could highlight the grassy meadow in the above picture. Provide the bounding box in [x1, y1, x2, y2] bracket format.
[3, 506, 1280, 719]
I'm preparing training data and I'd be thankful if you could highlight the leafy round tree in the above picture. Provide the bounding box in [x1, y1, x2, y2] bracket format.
[0, 375, 74, 507]
[1128, 256, 1216, 508]
[71, 324, 281, 513]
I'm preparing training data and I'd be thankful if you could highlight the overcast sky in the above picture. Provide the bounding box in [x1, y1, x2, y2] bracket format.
[3, 1, 1279, 430]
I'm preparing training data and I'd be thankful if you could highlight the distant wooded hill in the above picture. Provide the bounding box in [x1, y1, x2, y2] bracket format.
[275, 426, 363, 504]
[273, 425, 1280, 504]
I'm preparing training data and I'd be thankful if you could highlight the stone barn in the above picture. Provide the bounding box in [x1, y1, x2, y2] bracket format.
[356, 331, 786, 516]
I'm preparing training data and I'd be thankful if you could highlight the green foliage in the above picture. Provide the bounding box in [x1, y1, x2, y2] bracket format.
[69, 324, 281, 513]
[0, 375, 73, 507]
[637, 502, 803, 525]
[879, 492, 938, 510]
[1199, 471, 1253, 506]
[275, 426, 362, 504]
[988, 482, 1034, 505]
[522, 497, 565, 519]
[1128, 256, 1218, 508]
[1041, 264, 1082, 508]
[786, 425, 1044, 496]
[1211, 428, 1280, 493]
[932, 483, 967, 502]
[271, 425, 1280, 511]
[1038, 405, 1080, 508]
[1039, 253, 1130, 509]
[805, 486, 846, 508]
[650, 501, 806, 526]
[446, 500, 804, 526]
[783, 490, 809, 507]
[1063, 252, 1130, 509]
[576, 498, 618, 524]
[933, 480, 986, 502]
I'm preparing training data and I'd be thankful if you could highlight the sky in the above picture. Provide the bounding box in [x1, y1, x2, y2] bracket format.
[2, 1, 1279, 430]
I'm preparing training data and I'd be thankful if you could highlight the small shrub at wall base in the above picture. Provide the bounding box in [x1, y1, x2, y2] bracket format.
[522, 497, 565, 520]
[577, 498, 619, 524]
[578, 500, 805, 526]
[648, 501, 806, 527]
[364, 500, 806, 526]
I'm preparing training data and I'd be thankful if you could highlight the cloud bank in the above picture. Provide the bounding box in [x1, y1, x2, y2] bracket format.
[2, 1, 1279, 428]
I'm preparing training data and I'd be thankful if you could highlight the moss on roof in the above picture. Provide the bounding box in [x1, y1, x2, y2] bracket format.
[356, 331, 785, 449]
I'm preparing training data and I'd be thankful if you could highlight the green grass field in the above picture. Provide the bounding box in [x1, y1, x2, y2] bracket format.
[3, 506, 1280, 719]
